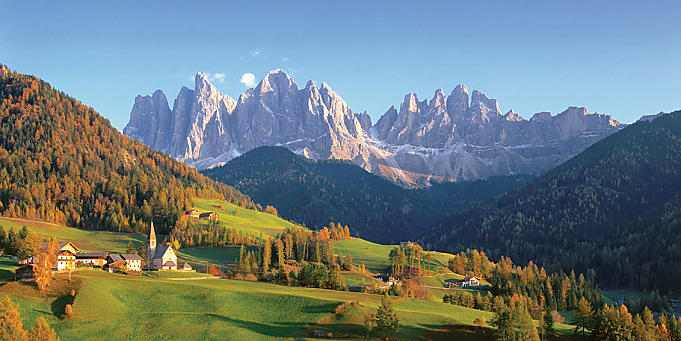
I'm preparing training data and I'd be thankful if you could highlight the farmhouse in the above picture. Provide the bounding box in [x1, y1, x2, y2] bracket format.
[76, 252, 109, 267]
[185, 209, 200, 218]
[121, 254, 143, 272]
[15, 264, 36, 282]
[462, 276, 480, 287]
[373, 274, 397, 286]
[105, 254, 126, 272]
[147, 222, 178, 270]
[42, 241, 79, 254]
[56, 249, 76, 271]
[199, 212, 218, 221]
[180, 262, 193, 271]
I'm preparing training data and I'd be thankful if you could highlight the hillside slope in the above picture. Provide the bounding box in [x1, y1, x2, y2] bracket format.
[202, 146, 530, 243]
[421, 111, 681, 291]
[0, 65, 252, 234]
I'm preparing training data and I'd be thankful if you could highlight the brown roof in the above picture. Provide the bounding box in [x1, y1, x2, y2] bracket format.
[163, 261, 176, 267]
[121, 254, 143, 261]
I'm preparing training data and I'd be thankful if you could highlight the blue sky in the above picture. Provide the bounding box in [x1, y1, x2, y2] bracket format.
[1, 1, 680, 129]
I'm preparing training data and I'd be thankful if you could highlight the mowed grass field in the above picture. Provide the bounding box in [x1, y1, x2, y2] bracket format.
[0, 270, 519, 340]
[191, 198, 301, 238]
[0, 217, 145, 252]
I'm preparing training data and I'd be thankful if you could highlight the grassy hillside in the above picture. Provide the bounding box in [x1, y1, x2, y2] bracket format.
[0, 217, 144, 252]
[0, 271, 577, 340]
[191, 198, 300, 238]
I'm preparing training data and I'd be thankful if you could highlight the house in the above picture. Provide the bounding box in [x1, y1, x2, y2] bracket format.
[373, 274, 397, 286]
[15, 264, 36, 282]
[120, 254, 143, 272]
[180, 262, 193, 272]
[147, 222, 178, 270]
[461, 276, 480, 287]
[184, 209, 200, 218]
[41, 241, 79, 254]
[105, 254, 126, 272]
[199, 212, 218, 221]
[56, 250, 76, 271]
[75, 252, 110, 267]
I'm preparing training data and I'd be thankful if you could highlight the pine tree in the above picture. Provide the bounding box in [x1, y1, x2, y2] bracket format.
[575, 296, 593, 336]
[374, 294, 399, 339]
[541, 310, 554, 340]
[124, 240, 135, 254]
[262, 238, 272, 272]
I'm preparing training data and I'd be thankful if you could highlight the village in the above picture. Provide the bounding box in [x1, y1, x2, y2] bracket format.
[13, 219, 205, 282]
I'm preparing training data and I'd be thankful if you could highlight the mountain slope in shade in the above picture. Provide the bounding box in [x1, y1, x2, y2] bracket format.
[0, 65, 253, 233]
[420, 110, 681, 291]
[201, 146, 531, 243]
[124, 70, 622, 187]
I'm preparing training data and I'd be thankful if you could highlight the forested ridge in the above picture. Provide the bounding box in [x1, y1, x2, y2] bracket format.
[202, 146, 530, 243]
[0, 65, 253, 234]
[421, 110, 681, 292]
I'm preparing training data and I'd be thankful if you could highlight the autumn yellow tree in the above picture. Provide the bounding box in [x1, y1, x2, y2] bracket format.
[28, 317, 58, 341]
[34, 240, 58, 292]
[0, 295, 28, 341]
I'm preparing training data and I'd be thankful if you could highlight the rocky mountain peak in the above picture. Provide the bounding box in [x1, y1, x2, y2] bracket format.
[126, 73, 624, 188]
[257, 69, 297, 94]
[401, 93, 421, 113]
[447, 84, 470, 116]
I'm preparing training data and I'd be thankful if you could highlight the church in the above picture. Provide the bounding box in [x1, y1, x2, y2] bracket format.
[147, 222, 178, 270]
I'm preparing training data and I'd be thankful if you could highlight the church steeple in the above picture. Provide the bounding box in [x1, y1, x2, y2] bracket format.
[148, 221, 156, 262]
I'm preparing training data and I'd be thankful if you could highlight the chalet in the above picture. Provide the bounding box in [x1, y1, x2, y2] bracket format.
[120, 254, 143, 272]
[461, 276, 480, 287]
[15, 264, 36, 282]
[41, 241, 79, 254]
[147, 222, 178, 270]
[56, 250, 76, 271]
[184, 209, 200, 218]
[180, 262, 193, 271]
[199, 212, 218, 221]
[373, 274, 397, 286]
[105, 254, 126, 272]
[75, 252, 109, 267]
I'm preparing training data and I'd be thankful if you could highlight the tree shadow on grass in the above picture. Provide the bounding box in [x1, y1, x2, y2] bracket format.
[50, 294, 74, 318]
[207, 314, 310, 338]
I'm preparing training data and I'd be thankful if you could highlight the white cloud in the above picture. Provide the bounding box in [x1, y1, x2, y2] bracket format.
[209, 73, 225, 83]
[250, 49, 261, 57]
[240, 73, 257, 87]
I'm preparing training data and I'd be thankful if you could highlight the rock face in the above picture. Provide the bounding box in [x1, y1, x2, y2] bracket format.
[124, 70, 624, 187]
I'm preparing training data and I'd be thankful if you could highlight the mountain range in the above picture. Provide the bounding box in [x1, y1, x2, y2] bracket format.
[124, 70, 623, 187]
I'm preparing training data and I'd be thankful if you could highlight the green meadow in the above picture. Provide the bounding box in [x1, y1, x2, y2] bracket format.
[0, 217, 144, 252]
[0, 271, 503, 340]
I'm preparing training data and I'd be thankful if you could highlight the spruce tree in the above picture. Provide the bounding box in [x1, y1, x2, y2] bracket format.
[374, 294, 399, 339]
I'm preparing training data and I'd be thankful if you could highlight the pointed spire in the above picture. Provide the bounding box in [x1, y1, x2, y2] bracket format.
[149, 221, 156, 242]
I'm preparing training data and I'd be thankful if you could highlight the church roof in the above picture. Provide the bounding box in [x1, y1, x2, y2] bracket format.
[152, 245, 175, 260]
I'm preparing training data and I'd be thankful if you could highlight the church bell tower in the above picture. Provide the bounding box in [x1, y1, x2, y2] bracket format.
[147, 221, 156, 268]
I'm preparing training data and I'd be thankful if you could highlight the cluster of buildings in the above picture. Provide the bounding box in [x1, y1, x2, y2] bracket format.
[16, 222, 191, 282]
[184, 209, 218, 220]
